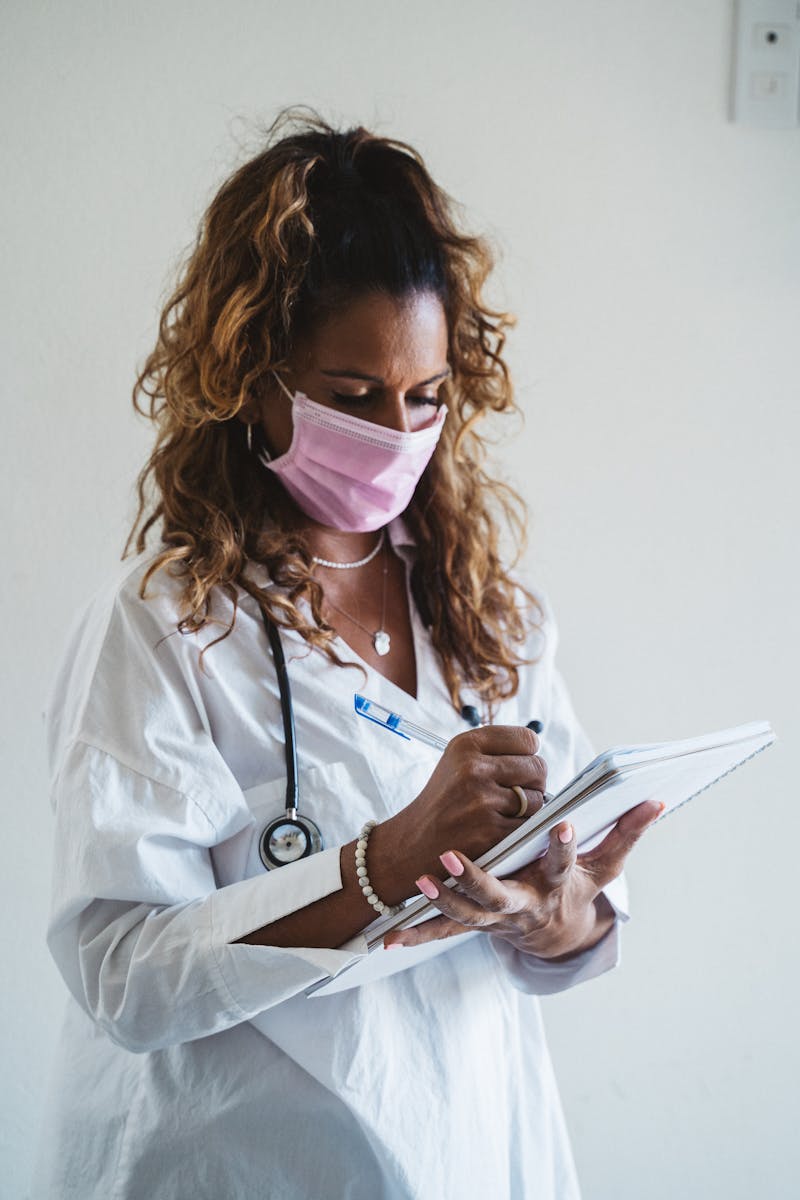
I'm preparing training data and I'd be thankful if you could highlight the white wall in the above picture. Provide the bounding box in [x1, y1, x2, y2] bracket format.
[2, 2, 797, 1197]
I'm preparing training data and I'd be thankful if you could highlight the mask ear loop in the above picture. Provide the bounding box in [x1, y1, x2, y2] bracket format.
[256, 369, 295, 466]
[271, 368, 296, 403]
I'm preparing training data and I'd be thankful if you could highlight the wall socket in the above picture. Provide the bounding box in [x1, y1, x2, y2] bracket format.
[732, 0, 800, 126]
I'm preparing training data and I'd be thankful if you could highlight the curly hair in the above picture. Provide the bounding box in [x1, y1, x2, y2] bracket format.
[126, 105, 540, 715]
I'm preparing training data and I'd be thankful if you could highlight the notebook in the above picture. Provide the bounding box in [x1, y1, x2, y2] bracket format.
[307, 719, 775, 997]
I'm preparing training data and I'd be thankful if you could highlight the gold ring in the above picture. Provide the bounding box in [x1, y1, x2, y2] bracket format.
[511, 785, 528, 818]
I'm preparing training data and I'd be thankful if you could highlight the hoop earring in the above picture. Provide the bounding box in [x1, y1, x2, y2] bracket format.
[247, 423, 253, 453]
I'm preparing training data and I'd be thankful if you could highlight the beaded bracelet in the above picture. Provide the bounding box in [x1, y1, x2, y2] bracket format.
[355, 820, 404, 918]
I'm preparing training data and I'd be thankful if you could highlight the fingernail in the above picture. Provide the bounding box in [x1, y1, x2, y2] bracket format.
[655, 801, 666, 816]
[439, 851, 463, 876]
[558, 824, 573, 844]
[416, 876, 439, 899]
[384, 941, 404, 950]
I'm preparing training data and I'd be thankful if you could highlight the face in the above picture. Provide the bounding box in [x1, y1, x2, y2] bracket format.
[251, 289, 450, 456]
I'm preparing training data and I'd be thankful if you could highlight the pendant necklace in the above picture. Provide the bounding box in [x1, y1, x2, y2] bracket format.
[312, 533, 391, 657]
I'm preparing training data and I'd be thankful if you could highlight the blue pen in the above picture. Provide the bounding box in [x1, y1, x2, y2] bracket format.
[353, 694, 449, 751]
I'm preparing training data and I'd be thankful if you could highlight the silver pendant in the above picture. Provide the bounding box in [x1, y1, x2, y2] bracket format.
[373, 630, 391, 656]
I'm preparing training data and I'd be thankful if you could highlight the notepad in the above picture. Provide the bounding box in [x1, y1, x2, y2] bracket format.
[307, 719, 775, 997]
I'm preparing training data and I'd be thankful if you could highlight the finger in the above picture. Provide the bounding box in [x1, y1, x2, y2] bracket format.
[467, 755, 548, 810]
[384, 913, 467, 949]
[456, 724, 539, 757]
[490, 750, 548, 818]
[440, 850, 522, 914]
[579, 800, 664, 889]
[408, 859, 511, 930]
[494, 753, 548, 794]
[504, 785, 545, 820]
[539, 821, 578, 887]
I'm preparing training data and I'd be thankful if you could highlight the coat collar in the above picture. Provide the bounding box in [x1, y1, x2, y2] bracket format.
[386, 514, 417, 554]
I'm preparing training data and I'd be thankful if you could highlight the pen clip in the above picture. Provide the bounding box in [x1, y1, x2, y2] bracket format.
[354, 694, 412, 741]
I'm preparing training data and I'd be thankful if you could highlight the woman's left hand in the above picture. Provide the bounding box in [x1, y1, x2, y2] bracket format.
[383, 799, 663, 959]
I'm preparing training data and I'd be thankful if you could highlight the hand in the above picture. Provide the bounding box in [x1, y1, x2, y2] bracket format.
[368, 725, 547, 906]
[383, 798, 664, 958]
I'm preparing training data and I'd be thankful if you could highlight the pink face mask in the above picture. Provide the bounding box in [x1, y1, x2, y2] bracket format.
[258, 371, 447, 531]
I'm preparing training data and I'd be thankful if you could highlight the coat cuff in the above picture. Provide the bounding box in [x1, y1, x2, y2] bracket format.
[208, 847, 368, 1017]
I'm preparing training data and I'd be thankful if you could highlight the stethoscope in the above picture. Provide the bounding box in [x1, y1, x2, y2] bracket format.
[258, 608, 324, 869]
[257, 606, 543, 870]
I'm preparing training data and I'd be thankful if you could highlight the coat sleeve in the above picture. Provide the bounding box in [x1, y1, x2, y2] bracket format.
[488, 593, 629, 995]
[46, 738, 367, 1054]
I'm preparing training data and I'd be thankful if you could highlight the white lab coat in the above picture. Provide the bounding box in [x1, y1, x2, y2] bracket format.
[32, 517, 628, 1200]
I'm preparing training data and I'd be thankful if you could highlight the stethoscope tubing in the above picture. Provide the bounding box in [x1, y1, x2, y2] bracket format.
[260, 607, 300, 816]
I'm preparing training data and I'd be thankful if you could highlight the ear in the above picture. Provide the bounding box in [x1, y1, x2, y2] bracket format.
[236, 400, 261, 426]
[237, 372, 287, 425]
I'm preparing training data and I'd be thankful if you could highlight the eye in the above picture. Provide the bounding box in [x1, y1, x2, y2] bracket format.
[330, 392, 441, 409]
[331, 392, 374, 409]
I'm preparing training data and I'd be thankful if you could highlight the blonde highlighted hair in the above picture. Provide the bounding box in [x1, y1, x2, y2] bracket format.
[127, 106, 539, 714]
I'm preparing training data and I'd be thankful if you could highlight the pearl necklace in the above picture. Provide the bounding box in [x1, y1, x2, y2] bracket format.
[311, 530, 385, 570]
[314, 536, 391, 657]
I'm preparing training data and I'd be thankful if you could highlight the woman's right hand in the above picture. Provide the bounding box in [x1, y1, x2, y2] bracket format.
[368, 726, 547, 904]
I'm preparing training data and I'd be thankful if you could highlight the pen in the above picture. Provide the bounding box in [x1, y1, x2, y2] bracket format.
[354, 694, 543, 744]
[354, 694, 449, 751]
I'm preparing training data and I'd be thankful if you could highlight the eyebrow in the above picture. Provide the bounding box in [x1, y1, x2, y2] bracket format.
[318, 367, 452, 387]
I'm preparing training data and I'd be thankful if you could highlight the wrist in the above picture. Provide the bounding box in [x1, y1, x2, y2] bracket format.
[362, 818, 410, 907]
[363, 815, 428, 907]
[340, 834, 403, 922]
[352, 821, 403, 917]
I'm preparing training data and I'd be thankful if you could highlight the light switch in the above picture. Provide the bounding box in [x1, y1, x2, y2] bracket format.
[732, 0, 800, 127]
[749, 70, 789, 98]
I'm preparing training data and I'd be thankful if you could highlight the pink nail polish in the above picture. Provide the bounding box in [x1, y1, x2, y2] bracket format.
[416, 876, 439, 899]
[558, 824, 573, 844]
[439, 851, 463, 876]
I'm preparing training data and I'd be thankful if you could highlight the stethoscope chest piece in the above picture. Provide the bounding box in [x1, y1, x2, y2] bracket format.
[259, 812, 324, 870]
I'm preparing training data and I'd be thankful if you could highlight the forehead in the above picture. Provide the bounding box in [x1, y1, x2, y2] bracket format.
[301, 291, 449, 377]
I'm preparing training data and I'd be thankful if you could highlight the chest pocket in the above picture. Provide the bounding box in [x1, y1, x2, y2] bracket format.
[212, 760, 379, 888]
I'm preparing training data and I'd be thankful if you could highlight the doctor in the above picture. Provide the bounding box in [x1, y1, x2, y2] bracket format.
[35, 109, 661, 1200]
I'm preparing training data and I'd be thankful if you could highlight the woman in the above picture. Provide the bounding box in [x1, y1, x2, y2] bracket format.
[35, 108, 660, 1199]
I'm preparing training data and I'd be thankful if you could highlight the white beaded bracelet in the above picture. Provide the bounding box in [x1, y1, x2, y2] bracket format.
[355, 820, 404, 918]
